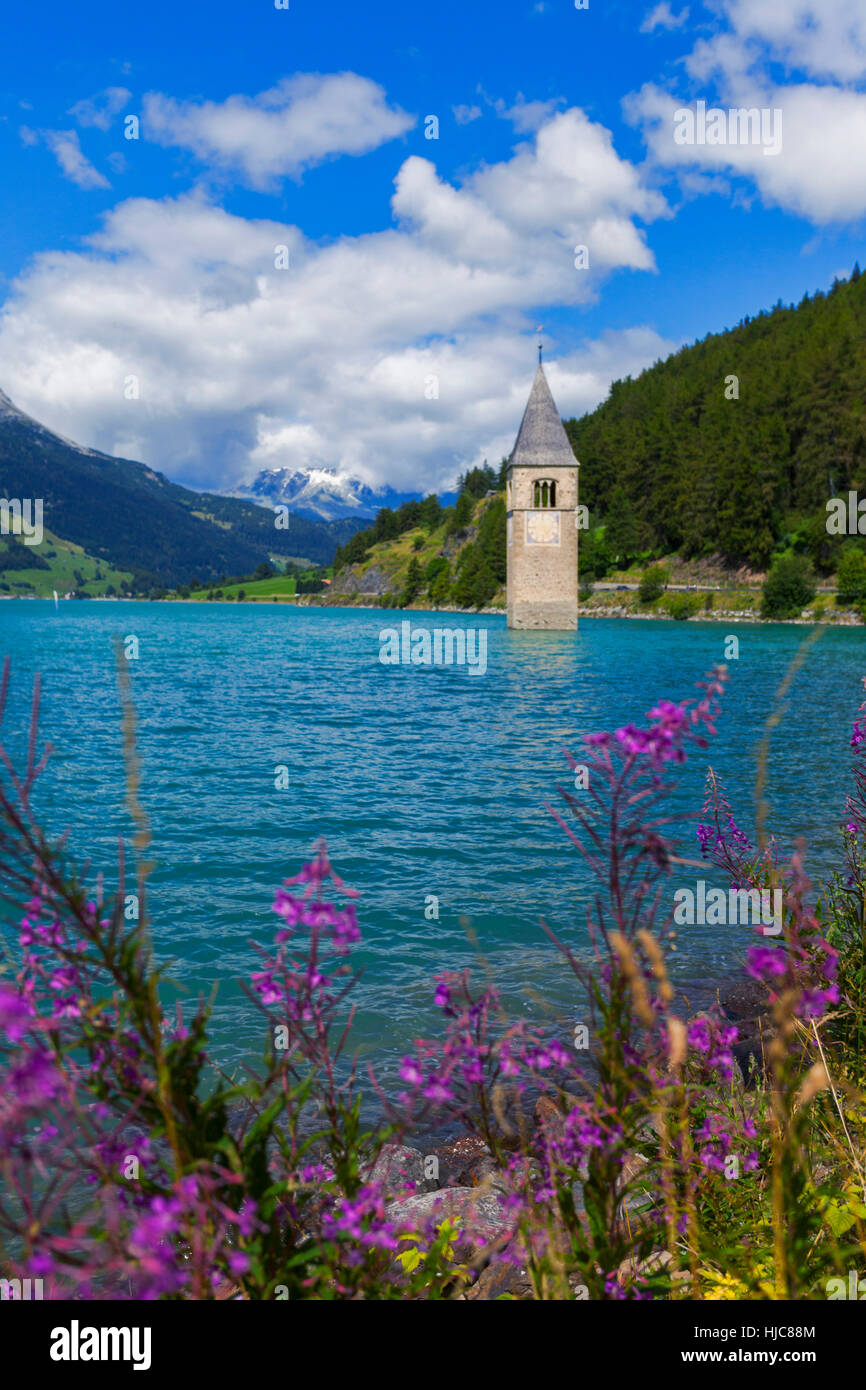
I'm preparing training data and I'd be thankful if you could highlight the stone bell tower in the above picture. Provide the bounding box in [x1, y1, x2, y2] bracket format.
[506, 352, 580, 629]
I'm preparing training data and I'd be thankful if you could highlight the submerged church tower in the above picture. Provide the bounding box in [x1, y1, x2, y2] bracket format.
[506, 355, 580, 630]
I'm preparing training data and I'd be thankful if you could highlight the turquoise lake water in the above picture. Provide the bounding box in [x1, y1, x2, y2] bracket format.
[1, 600, 864, 1090]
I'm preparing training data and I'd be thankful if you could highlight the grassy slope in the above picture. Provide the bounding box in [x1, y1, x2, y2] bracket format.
[328, 498, 506, 609]
[0, 530, 133, 597]
[178, 575, 299, 601]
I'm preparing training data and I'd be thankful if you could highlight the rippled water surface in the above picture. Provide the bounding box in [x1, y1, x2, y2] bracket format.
[2, 600, 863, 1089]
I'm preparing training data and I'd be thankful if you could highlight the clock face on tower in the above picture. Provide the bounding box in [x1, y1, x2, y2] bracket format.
[525, 510, 561, 545]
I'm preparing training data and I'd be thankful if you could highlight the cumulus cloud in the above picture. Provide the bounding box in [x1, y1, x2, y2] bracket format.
[142, 73, 415, 188]
[697, 0, 866, 85]
[40, 130, 110, 189]
[629, 80, 866, 223]
[69, 87, 132, 131]
[627, 0, 866, 224]
[640, 3, 690, 34]
[0, 106, 669, 493]
[495, 95, 566, 133]
[453, 104, 482, 125]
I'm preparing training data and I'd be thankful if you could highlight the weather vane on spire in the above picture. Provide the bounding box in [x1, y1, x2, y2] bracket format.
[536, 325, 543, 364]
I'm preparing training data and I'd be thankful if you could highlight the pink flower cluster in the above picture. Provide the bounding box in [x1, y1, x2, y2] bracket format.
[584, 671, 726, 769]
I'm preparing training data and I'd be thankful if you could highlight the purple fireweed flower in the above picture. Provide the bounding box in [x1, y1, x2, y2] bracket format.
[797, 984, 840, 1020]
[433, 981, 452, 1011]
[461, 1058, 484, 1084]
[251, 971, 284, 1006]
[48, 967, 78, 992]
[0, 985, 32, 1042]
[52, 996, 82, 1020]
[746, 945, 787, 982]
[581, 669, 725, 773]
[399, 1057, 423, 1086]
[498, 1047, 521, 1077]
[423, 1077, 455, 1104]
[282, 840, 360, 898]
[129, 1195, 183, 1256]
[9, 1049, 62, 1105]
[697, 823, 714, 857]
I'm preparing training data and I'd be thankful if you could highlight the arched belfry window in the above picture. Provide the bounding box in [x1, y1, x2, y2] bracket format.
[533, 478, 556, 508]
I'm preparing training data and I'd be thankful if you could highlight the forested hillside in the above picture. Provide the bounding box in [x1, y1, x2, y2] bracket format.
[331, 466, 506, 609]
[564, 266, 866, 569]
[333, 268, 866, 606]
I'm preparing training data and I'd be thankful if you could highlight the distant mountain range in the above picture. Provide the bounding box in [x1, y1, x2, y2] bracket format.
[0, 391, 367, 588]
[228, 466, 427, 522]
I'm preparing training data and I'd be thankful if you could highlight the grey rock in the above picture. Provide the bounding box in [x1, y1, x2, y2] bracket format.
[362, 1143, 436, 1195]
[386, 1186, 510, 1259]
[333, 564, 391, 597]
[720, 976, 770, 1021]
[465, 1258, 535, 1300]
[430, 1133, 491, 1187]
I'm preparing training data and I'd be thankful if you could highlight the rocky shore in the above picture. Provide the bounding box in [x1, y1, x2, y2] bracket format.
[293, 593, 863, 626]
[262, 969, 773, 1301]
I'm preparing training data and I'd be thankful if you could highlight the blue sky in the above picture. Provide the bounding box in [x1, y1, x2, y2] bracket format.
[1, 0, 865, 493]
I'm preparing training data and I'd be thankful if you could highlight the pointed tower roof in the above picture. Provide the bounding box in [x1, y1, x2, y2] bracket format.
[507, 363, 579, 471]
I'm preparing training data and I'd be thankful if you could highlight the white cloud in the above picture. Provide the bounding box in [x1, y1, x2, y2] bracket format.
[627, 0, 866, 224]
[640, 3, 690, 34]
[497, 95, 566, 133]
[0, 106, 669, 493]
[628, 79, 866, 222]
[703, 0, 866, 84]
[142, 73, 415, 188]
[40, 130, 110, 190]
[478, 89, 566, 133]
[69, 87, 132, 131]
[453, 104, 482, 125]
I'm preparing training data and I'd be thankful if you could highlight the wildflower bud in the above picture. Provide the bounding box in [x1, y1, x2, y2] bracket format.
[667, 1017, 687, 1068]
[609, 932, 654, 1026]
[796, 1061, 830, 1107]
[636, 929, 674, 1004]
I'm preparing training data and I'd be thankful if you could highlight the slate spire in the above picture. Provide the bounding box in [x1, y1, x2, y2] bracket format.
[507, 363, 579, 472]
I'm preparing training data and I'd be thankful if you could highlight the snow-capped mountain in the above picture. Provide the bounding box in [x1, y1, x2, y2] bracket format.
[0, 385, 361, 584]
[228, 466, 422, 522]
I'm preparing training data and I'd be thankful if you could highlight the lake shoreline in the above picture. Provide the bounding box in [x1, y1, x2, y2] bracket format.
[9, 592, 866, 626]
